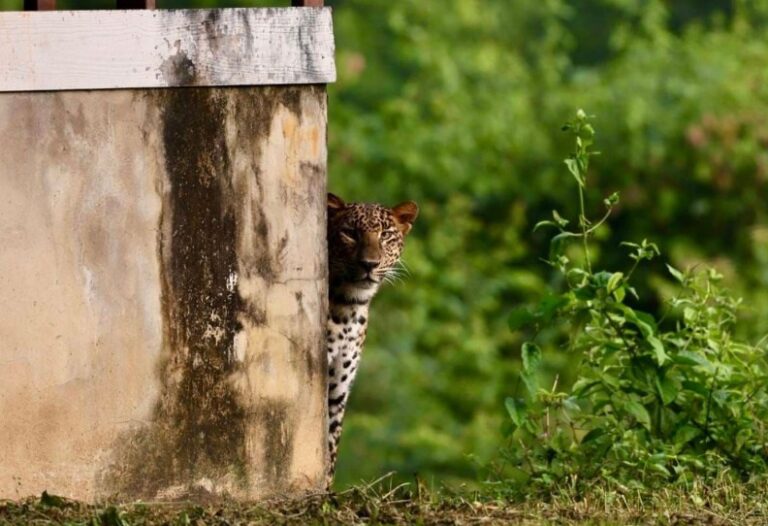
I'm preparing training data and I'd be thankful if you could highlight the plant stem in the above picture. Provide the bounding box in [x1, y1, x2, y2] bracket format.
[586, 207, 613, 235]
[626, 258, 641, 280]
[703, 367, 718, 435]
[578, 183, 592, 274]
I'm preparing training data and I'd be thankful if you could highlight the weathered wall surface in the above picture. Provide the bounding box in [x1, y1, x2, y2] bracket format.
[0, 85, 328, 501]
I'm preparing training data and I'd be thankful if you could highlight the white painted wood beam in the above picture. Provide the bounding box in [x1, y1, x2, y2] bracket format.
[0, 7, 336, 92]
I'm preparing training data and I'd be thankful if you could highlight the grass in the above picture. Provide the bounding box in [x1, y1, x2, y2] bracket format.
[2, 474, 768, 525]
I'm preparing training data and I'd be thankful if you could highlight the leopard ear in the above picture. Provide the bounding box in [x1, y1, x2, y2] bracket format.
[391, 201, 419, 235]
[328, 193, 346, 214]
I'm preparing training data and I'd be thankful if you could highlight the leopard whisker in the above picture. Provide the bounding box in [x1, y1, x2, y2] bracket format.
[383, 274, 405, 284]
[379, 272, 400, 286]
[382, 272, 405, 286]
[386, 267, 408, 278]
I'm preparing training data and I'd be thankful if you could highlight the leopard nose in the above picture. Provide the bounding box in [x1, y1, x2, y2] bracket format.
[359, 259, 380, 272]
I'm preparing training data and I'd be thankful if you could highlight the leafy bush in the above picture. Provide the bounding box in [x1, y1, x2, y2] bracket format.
[498, 111, 768, 494]
[325, 1, 768, 488]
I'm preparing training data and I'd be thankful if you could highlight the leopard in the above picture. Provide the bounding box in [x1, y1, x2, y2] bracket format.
[325, 192, 418, 490]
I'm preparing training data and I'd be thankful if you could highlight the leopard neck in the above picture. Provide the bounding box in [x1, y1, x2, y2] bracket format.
[329, 293, 371, 327]
[329, 280, 380, 308]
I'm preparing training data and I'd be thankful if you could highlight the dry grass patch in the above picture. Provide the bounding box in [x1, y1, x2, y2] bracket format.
[1, 475, 767, 525]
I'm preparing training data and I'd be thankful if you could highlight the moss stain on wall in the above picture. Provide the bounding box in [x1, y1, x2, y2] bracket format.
[157, 86, 248, 491]
[101, 84, 326, 499]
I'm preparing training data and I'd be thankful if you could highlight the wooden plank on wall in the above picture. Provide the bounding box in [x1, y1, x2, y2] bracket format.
[0, 8, 336, 92]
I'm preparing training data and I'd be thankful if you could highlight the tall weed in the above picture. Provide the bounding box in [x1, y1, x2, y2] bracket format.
[499, 111, 768, 495]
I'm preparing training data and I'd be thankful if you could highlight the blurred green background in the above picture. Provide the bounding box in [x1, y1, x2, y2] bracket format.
[3, 0, 767, 490]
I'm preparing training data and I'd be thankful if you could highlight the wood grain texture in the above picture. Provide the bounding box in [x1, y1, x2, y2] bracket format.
[0, 8, 336, 92]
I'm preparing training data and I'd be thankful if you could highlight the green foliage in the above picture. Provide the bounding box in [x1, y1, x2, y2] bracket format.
[327, 1, 768, 489]
[497, 112, 768, 495]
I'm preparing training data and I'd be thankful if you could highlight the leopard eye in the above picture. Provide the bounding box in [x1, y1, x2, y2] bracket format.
[340, 228, 357, 243]
[381, 230, 397, 241]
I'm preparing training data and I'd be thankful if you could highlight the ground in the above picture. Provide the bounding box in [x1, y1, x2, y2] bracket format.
[2, 476, 767, 525]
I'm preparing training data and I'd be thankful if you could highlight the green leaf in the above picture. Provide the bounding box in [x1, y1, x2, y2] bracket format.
[549, 231, 580, 258]
[673, 353, 703, 367]
[635, 310, 659, 334]
[617, 305, 656, 338]
[522, 342, 542, 374]
[580, 427, 606, 445]
[572, 378, 600, 397]
[666, 264, 685, 283]
[574, 283, 597, 300]
[506, 467, 531, 485]
[675, 351, 713, 370]
[624, 400, 651, 430]
[552, 209, 569, 227]
[521, 372, 538, 397]
[537, 295, 569, 322]
[563, 396, 580, 413]
[613, 285, 626, 302]
[505, 397, 525, 427]
[566, 268, 589, 281]
[656, 375, 678, 405]
[681, 380, 710, 397]
[603, 191, 620, 207]
[606, 272, 624, 293]
[564, 158, 584, 186]
[602, 374, 621, 390]
[673, 425, 701, 447]
[735, 428, 751, 453]
[648, 335, 669, 366]
[508, 307, 535, 331]
[98, 507, 128, 526]
[533, 220, 557, 232]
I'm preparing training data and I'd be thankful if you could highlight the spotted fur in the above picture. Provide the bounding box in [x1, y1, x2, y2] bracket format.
[325, 193, 418, 489]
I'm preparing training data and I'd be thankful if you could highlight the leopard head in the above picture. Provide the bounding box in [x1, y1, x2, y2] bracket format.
[327, 193, 418, 302]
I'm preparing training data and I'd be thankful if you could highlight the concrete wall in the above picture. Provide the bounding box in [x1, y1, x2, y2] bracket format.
[0, 85, 328, 501]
